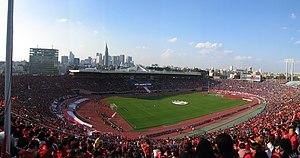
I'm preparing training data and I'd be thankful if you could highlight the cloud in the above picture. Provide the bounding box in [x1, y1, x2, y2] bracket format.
[167, 37, 178, 43]
[223, 50, 233, 55]
[195, 42, 223, 49]
[188, 42, 195, 46]
[290, 13, 297, 19]
[56, 18, 70, 24]
[136, 45, 146, 49]
[234, 56, 254, 61]
[282, 27, 288, 30]
[161, 49, 174, 58]
[294, 41, 300, 45]
[290, 37, 300, 45]
[93, 30, 99, 34]
[297, 29, 300, 32]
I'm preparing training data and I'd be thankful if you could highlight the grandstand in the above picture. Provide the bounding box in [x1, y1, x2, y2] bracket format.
[1, 73, 300, 157]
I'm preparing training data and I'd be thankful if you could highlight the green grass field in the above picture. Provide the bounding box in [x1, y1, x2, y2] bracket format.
[105, 93, 247, 130]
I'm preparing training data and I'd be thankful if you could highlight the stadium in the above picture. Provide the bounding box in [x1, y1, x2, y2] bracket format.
[1, 69, 300, 157]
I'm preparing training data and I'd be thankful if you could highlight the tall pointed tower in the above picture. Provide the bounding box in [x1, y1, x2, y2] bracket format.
[104, 43, 109, 67]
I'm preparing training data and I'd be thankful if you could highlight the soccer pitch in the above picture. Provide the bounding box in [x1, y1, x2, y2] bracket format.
[105, 93, 247, 130]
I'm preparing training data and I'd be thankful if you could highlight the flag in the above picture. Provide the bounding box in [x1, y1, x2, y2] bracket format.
[109, 112, 117, 120]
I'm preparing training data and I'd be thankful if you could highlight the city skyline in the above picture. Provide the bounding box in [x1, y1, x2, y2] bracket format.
[1, 0, 300, 73]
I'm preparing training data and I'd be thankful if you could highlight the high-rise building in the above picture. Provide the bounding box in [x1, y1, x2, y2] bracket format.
[112, 56, 119, 66]
[61, 56, 68, 65]
[96, 52, 103, 65]
[29, 48, 59, 75]
[126, 56, 132, 63]
[104, 43, 109, 67]
[119, 54, 125, 65]
[125, 56, 134, 67]
[69, 51, 75, 64]
[74, 58, 80, 66]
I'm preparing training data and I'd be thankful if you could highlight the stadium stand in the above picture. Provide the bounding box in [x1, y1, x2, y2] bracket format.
[0, 74, 300, 157]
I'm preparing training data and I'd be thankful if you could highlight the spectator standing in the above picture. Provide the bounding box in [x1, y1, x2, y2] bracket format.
[215, 133, 239, 158]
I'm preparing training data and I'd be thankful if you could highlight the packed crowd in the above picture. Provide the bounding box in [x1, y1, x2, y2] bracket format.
[0, 76, 300, 157]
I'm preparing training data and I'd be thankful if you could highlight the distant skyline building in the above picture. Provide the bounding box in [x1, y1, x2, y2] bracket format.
[74, 58, 80, 66]
[81, 57, 92, 66]
[119, 54, 125, 65]
[96, 52, 103, 65]
[112, 56, 119, 66]
[61, 56, 68, 65]
[29, 48, 59, 75]
[59, 43, 135, 68]
[104, 43, 109, 67]
[69, 51, 75, 64]
[126, 56, 132, 63]
[126, 56, 133, 66]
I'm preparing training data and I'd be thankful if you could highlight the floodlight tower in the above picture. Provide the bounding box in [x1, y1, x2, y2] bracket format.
[285, 59, 289, 80]
[291, 59, 295, 81]
[285, 58, 295, 81]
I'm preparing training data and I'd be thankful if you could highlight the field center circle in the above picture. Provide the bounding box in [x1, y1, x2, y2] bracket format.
[171, 100, 189, 105]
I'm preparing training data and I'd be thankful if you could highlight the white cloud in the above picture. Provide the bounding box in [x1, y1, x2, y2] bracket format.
[282, 27, 288, 30]
[290, 13, 297, 19]
[188, 42, 195, 46]
[56, 18, 70, 24]
[136, 45, 146, 49]
[195, 42, 223, 49]
[93, 30, 99, 34]
[167, 37, 178, 43]
[294, 41, 300, 45]
[234, 56, 254, 61]
[223, 50, 233, 55]
[161, 49, 174, 58]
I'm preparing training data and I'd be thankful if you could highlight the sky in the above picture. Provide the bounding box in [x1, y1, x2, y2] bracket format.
[1, 0, 300, 73]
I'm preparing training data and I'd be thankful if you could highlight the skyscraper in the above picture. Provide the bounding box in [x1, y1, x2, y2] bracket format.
[96, 52, 103, 65]
[69, 51, 75, 65]
[112, 56, 120, 66]
[74, 58, 80, 66]
[104, 43, 109, 67]
[126, 56, 132, 63]
[61, 56, 68, 65]
[119, 54, 125, 65]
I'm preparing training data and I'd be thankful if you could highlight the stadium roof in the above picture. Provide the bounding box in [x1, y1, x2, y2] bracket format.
[285, 81, 300, 87]
[69, 69, 204, 76]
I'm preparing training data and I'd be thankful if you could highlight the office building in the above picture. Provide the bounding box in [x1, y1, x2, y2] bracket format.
[104, 43, 109, 67]
[61, 56, 68, 65]
[29, 48, 59, 75]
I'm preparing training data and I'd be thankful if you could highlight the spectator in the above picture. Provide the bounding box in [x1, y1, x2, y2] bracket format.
[278, 139, 297, 158]
[215, 133, 239, 158]
[250, 143, 268, 158]
[238, 143, 252, 158]
[287, 126, 298, 151]
[179, 141, 193, 158]
[194, 137, 215, 158]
